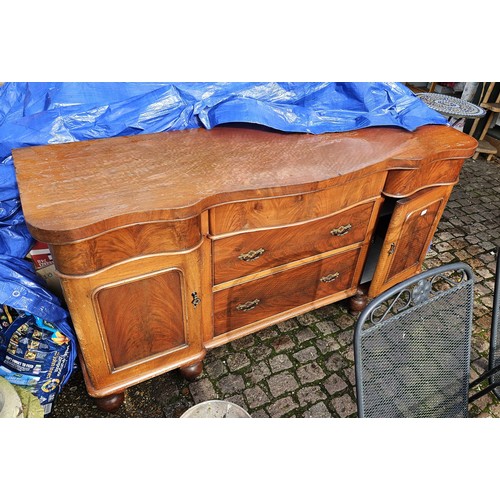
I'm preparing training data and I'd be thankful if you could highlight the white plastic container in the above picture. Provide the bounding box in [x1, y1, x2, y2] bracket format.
[180, 400, 251, 418]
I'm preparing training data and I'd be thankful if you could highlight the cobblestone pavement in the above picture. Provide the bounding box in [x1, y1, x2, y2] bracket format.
[50, 156, 500, 418]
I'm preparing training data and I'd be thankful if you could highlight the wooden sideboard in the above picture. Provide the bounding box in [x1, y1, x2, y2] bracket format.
[13, 124, 477, 411]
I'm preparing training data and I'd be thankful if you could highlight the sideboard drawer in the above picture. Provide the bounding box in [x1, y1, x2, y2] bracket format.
[51, 217, 202, 275]
[209, 171, 386, 235]
[213, 201, 375, 285]
[214, 247, 360, 336]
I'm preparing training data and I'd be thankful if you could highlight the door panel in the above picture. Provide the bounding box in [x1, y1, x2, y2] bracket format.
[369, 185, 453, 297]
[96, 269, 186, 369]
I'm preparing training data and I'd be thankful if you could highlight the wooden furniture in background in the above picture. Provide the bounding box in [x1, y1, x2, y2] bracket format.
[468, 82, 499, 161]
[12, 125, 477, 411]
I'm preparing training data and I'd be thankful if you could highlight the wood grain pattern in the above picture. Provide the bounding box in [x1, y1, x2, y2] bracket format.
[12, 125, 477, 243]
[96, 270, 186, 369]
[51, 217, 201, 275]
[383, 159, 464, 197]
[213, 200, 376, 284]
[209, 173, 386, 235]
[214, 248, 360, 336]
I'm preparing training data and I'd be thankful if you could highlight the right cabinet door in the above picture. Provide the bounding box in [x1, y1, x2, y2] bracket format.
[369, 185, 453, 297]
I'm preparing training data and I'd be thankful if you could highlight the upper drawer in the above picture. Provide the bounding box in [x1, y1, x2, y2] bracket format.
[51, 217, 202, 275]
[209, 171, 386, 235]
[213, 200, 377, 285]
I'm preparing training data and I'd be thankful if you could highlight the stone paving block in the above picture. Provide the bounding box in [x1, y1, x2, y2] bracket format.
[296, 312, 318, 326]
[244, 385, 270, 409]
[316, 335, 342, 355]
[226, 394, 249, 412]
[315, 320, 340, 335]
[337, 329, 354, 347]
[325, 352, 350, 372]
[230, 335, 255, 351]
[248, 344, 273, 361]
[257, 327, 279, 341]
[244, 360, 271, 384]
[294, 327, 316, 345]
[323, 373, 348, 395]
[330, 393, 358, 418]
[276, 318, 299, 333]
[269, 354, 293, 373]
[268, 396, 299, 417]
[293, 346, 318, 364]
[271, 335, 296, 353]
[226, 352, 251, 372]
[334, 312, 355, 330]
[296, 362, 326, 384]
[302, 402, 331, 418]
[217, 373, 246, 396]
[204, 359, 228, 379]
[297, 385, 327, 407]
[189, 378, 218, 404]
[251, 408, 270, 418]
[267, 372, 299, 398]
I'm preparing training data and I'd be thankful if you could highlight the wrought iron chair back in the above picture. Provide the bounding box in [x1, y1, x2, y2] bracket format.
[354, 263, 475, 418]
[355, 249, 500, 418]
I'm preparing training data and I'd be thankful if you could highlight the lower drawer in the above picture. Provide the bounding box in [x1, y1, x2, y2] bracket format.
[214, 247, 360, 336]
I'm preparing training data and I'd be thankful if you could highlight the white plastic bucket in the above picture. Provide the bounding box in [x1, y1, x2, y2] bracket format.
[180, 400, 251, 418]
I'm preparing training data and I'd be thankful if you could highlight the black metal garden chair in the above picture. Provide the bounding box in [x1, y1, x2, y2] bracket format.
[354, 249, 500, 418]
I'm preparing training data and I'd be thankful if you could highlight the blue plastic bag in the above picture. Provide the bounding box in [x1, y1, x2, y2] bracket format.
[0, 255, 77, 415]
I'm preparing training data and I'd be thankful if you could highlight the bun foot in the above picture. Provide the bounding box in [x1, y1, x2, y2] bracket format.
[179, 361, 204, 381]
[94, 392, 125, 412]
[348, 287, 369, 314]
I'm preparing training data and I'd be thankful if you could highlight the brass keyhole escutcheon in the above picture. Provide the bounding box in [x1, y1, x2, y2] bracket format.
[191, 292, 201, 308]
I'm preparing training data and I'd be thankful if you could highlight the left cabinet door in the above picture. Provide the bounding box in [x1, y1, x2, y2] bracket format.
[59, 245, 209, 398]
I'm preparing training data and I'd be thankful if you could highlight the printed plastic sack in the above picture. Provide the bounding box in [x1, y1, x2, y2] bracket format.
[0, 255, 76, 416]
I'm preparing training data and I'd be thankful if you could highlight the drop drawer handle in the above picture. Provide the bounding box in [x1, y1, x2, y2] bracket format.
[320, 272, 340, 283]
[236, 299, 261, 312]
[238, 248, 265, 262]
[330, 224, 352, 236]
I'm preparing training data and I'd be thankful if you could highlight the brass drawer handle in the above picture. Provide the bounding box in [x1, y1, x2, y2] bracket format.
[238, 248, 265, 262]
[330, 223, 352, 236]
[320, 272, 340, 283]
[236, 299, 261, 312]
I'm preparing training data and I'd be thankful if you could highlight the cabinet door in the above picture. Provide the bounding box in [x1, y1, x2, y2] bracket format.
[60, 245, 209, 397]
[369, 185, 453, 297]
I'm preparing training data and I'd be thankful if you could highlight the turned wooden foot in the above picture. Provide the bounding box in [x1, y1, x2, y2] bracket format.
[348, 287, 369, 314]
[179, 360, 204, 381]
[94, 392, 125, 413]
